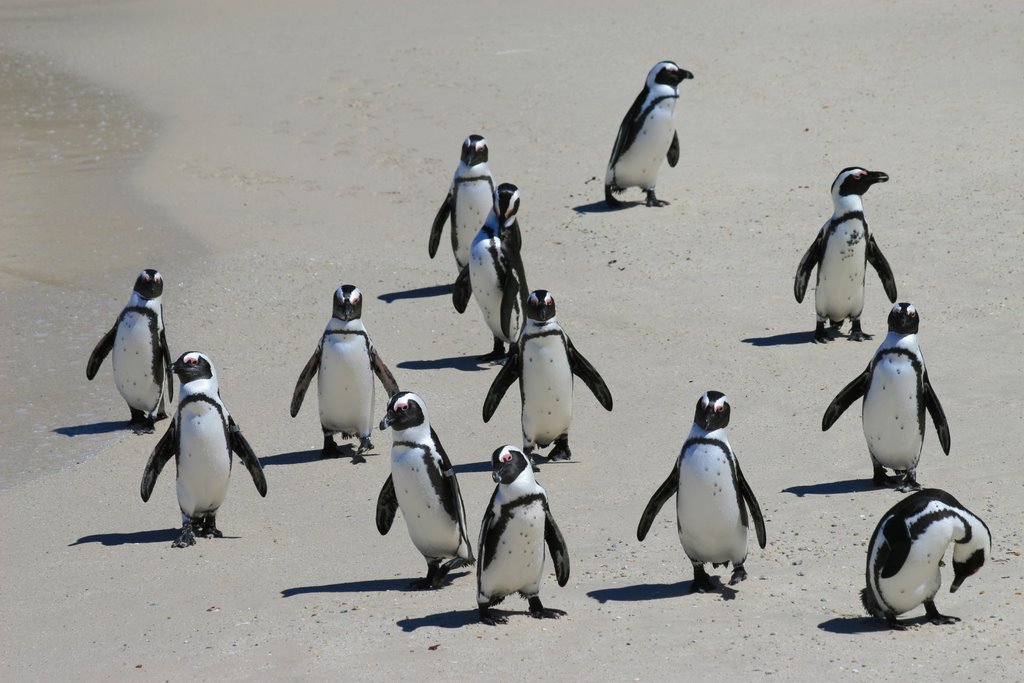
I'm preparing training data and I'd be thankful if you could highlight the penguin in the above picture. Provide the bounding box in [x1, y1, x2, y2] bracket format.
[822, 303, 950, 491]
[452, 183, 529, 361]
[375, 392, 475, 589]
[862, 488, 990, 629]
[140, 352, 267, 548]
[482, 290, 612, 469]
[794, 167, 898, 342]
[605, 61, 694, 208]
[477, 445, 570, 625]
[637, 391, 767, 592]
[290, 285, 400, 459]
[86, 268, 173, 433]
[428, 134, 495, 271]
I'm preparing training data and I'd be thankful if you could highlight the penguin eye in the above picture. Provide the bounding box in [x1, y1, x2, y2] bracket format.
[350, 295, 360, 304]
[154, 274, 162, 283]
[499, 451, 513, 463]
[713, 405, 724, 414]
[142, 273, 150, 281]
[544, 297, 553, 306]
[852, 170, 866, 178]
[395, 402, 408, 412]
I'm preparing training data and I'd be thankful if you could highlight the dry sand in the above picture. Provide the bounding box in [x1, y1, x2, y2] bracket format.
[1, 1, 1022, 680]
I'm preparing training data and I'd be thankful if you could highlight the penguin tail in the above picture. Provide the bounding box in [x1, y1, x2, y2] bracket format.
[860, 587, 885, 619]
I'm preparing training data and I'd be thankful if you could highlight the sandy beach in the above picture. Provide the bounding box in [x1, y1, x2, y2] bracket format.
[1, 0, 1022, 680]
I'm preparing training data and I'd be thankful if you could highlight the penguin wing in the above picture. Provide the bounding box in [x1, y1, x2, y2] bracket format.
[369, 346, 400, 397]
[160, 326, 173, 402]
[482, 347, 520, 422]
[878, 516, 913, 579]
[637, 464, 679, 541]
[822, 364, 871, 430]
[477, 489, 499, 572]
[428, 191, 452, 259]
[375, 474, 398, 535]
[452, 265, 472, 314]
[736, 461, 767, 549]
[794, 230, 824, 303]
[140, 420, 177, 502]
[866, 234, 898, 303]
[923, 369, 951, 455]
[543, 498, 570, 587]
[607, 88, 648, 170]
[86, 322, 118, 380]
[666, 130, 680, 168]
[499, 268, 518, 342]
[443, 467, 476, 564]
[228, 417, 267, 497]
[567, 337, 613, 411]
[289, 345, 322, 417]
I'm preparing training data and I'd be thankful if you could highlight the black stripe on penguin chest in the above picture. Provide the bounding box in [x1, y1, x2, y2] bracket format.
[682, 437, 746, 526]
[870, 348, 926, 437]
[483, 492, 546, 569]
[119, 306, 162, 383]
[393, 441, 456, 520]
[173, 394, 231, 469]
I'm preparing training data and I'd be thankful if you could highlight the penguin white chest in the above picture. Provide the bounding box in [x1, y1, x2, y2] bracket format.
[317, 334, 374, 436]
[676, 443, 746, 563]
[874, 520, 949, 615]
[520, 336, 574, 446]
[452, 179, 493, 268]
[176, 402, 231, 516]
[481, 497, 546, 598]
[816, 220, 867, 320]
[469, 234, 519, 343]
[608, 98, 677, 189]
[112, 311, 161, 412]
[391, 445, 460, 558]
[862, 353, 924, 467]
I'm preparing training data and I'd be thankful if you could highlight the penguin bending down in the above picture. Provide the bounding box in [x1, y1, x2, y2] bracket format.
[428, 134, 495, 272]
[794, 167, 897, 342]
[376, 392, 475, 589]
[477, 445, 570, 625]
[482, 290, 612, 469]
[140, 352, 267, 548]
[605, 61, 693, 208]
[637, 392, 766, 592]
[86, 268, 173, 433]
[822, 303, 950, 491]
[452, 183, 529, 362]
[862, 489, 990, 629]
[290, 285, 399, 459]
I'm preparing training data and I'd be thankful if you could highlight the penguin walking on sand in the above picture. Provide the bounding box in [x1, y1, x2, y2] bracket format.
[428, 134, 495, 272]
[822, 303, 950, 491]
[86, 268, 173, 433]
[376, 392, 475, 589]
[453, 183, 529, 362]
[477, 445, 570, 625]
[794, 167, 898, 342]
[290, 285, 399, 459]
[862, 488, 990, 630]
[483, 290, 612, 469]
[637, 391, 766, 592]
[605, 61, 693, 208]
[140, 352, 267, 548]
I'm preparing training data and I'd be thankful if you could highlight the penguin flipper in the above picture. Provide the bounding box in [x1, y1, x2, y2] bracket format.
[477, 490, 498, 572]
[370, 347, 400, 397]
[878, 516, 912, 579]
[229, 417, 267, 497]
[607, 88, 647, 171]
[666, 130, 680, 168]
[736, 462, 767, 549]
[160, 326, 173, 402]
[923, 370, 951, 455]
[567, 338, 613, 411]
[443, 467, 475, 564]
[794, 231, 823, 303]
[482, 348, 519, 422]
[499, 267, 518, 342]
[289, 346, 321, 417]
[452, 265, 472, 314]
[543, 499, 570, 587]
[86, 322, 118, 380]
[140, 420, 177, 502]
[428, 192, 452, 259]
[866, 234, 898, 303]
[637, 464, 679, 541]
[822, 365, 870, 430]
[375, 474, 398, 535]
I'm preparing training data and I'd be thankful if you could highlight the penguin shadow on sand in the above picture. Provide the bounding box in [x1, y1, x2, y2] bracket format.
[53, 420, 136, 437]
[817, 615, 910, 635]
[572, 198, 643, 213]
[398, 607, 540, 632]
[397, 356, 490, 373]
[740, 330, 818, 347]
[588, 578, 738, 603]
[377, 284, 453, 304]
[281, 572, 470, 599]
[782, 479, 879, 497]
[70, 527, 240, 546]
[260, 444, 378, 467]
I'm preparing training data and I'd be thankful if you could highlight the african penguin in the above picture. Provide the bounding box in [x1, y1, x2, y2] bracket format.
[483, 290, 612, 469]
[375, 391, 475, 589]
[428, 134, 495, 271]
[290, 285, 400, 459]
[862, 488, 990, 629]
[605, 61, 693, 208]
[822, 303, 950, 491]
[452, 183, 529, 362]
[477, 445, 570, 625]
[140, 352, 267, 548]
[86, 268, 173, 433]
[637, 391, 766, 592]
[794, 167, 898, 342]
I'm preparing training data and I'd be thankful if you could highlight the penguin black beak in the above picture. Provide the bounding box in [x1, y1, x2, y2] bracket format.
[379, 413, 393, 431]
[868, 171, 889, 184]
[492, 469, 502, 484]
[678, 69, 694, 82]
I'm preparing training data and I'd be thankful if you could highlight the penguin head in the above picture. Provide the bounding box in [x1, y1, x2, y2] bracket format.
[461, 134, 488, 167]
[647, 61, 694, 89]
[887, 302, 920, 335]
[694, 391, 730, 432]
[171, 352, 215, 384]
[526, 290, 556, 322]
[493, 183, 520, 227]
[950, 514, 991, 593]
[491, 445, 531, 485]
[133, 269, 164, 300]
[379, 391, 427, 432]
[332, 285, 363, 321]
[831, 167, 889, 198]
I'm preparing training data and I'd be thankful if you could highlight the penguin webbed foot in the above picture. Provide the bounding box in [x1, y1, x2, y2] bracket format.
[924, 601, 960, 626]
[872, 466, 902, 488]
[321, 434, 342, 459]
[604, 185, 624, 208]
[197, 516, 222, 539]
[895, 478, 922, 493]
[814, 321, 833, 344]
[479, 605, 508, 626]
[528, 596, 566, 620]
[689, 564, 716, 593]
[644, 189, 668, 207]
[548, 438, 572, 462]
[478, 338, 507, 364]
[886, 615, 909, 631]
[128, 408, 156, 434]
[847, 319, 872, 342]
[410, 559, 455, 590]
[172, 524, 197, 548]
[357, 436, 373, 456]
[728, 564, 748, 585]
